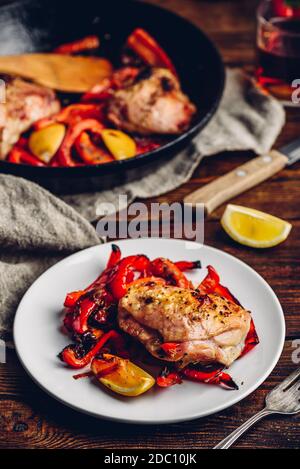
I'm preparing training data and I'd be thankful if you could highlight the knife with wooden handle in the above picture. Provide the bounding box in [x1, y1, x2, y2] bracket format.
[184, 137, 300, 214]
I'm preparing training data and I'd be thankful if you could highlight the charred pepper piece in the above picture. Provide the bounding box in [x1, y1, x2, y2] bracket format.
[34, 104, 105, 130]
[182, 366, 239, 390]
[174, 260, 202, 271]
[75, 131, 114, 165]
[107, 255, 151, 300]
[59, 329, 120, 369]
[150, 258, 193, 289]
[197, 265, 241, 305]
[7, 146, 46, 166]
[160, 342, 184, 361]
[241, 318, 259, 357]
[72, 288, 114, 334]
[58, 118, 104, 166]
[126, 28, 177, 76]
[54, 35, 100, 54]
[63, 245, 121, 309]
[106, 244, 122, 269]
[156, 367, 182, 387]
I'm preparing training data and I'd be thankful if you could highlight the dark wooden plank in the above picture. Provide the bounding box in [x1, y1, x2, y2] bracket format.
[0, 0, 299, 450]
[0, 342, 299, 449]
[140, 159, 300, 222]
[144, 0, 259, 65]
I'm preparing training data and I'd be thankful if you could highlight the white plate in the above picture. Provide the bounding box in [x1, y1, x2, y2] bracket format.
[14, 239, 285, 424]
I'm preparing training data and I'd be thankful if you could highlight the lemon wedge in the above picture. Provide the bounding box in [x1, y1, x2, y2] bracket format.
[221, 204, 292, 248]
[91, 354, 155, 397]
[28, 123, 66, 163]
[101, 129, 137, 160]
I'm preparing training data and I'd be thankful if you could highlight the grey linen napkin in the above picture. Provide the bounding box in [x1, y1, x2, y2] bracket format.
[62, 69, 286, 220]
[0, 68, 285, 342]
[0, 176, 100, 343]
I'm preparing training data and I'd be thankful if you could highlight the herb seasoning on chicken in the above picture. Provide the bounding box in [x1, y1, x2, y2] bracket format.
[118, 284, 251, 368]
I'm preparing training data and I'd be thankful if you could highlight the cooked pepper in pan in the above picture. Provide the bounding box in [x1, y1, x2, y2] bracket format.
[3, 29, 197, 167]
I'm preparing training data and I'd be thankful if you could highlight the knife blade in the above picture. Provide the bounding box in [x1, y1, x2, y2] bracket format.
[184, 138, 300, 214]
[279, 137, 300, 165]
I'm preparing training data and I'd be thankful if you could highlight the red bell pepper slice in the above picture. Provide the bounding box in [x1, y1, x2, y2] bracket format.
[94, 362, 119, 378]
[175, 260, 202, 272]
[14, 136, 28, 149]
[57, 118, 104, 166]
[59, 330, 119, 369]
[73, 371, 94, 380]
[198, 265, 241, 305]
[107, 255, 151, 300]
[182, 367, 238, 390]
[64, 290, 85, 308]
[91, 356, 120, 378]
[72, 296, 97, 334]
[75, 131, 113, 165]
[240, 318, 259, 357]
[63, 245, 122, 311]
[150, 258, 193, 289]
[273, 0, 300, 18]
[54, 35, 100, 54]
[34, 104, 105, 130]
[156, 368, 182, 387]
[55, 104, 105, 125]
[160, 342, 183, 361]
[65, 248, 120, 307]
[8, 147, 46, 166]
[126, 28, 177, 76]
[106, 244, 122, 269]
[74, 287, 114, 335]
[135, 137, 161, 155]
[62, 246, 127, 333]
[81, 79, 114, 103]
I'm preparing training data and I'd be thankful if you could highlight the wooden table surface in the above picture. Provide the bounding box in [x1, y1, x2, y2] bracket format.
[1, 0, 299, 450]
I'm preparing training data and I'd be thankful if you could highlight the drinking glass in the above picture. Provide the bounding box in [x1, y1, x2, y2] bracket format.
[256, 0, 300, 105]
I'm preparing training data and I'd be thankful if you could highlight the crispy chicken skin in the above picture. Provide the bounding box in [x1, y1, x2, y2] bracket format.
[0, 77, 60, 158]
[118, 284, 251, 368]
[107, 68, 196, 135]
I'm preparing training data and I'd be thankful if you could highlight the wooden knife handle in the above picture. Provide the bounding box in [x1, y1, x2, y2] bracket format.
[184, 150, 288, 214]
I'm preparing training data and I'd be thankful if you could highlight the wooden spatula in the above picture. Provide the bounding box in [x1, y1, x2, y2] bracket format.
[0, 54, 113, 93]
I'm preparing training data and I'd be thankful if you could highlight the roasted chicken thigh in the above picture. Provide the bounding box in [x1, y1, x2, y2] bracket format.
[0, 77, 60, 159]
[107, 68, 196, 135]
[118, 283, 251, 368]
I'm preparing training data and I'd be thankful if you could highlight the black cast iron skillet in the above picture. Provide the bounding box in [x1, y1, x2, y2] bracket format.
[0, 0, 225, 193]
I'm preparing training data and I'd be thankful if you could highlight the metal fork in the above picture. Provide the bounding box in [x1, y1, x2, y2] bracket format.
[214, 368, 300, 449]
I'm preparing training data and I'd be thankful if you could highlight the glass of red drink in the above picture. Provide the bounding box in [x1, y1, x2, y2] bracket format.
[256, 0, 300, 105]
